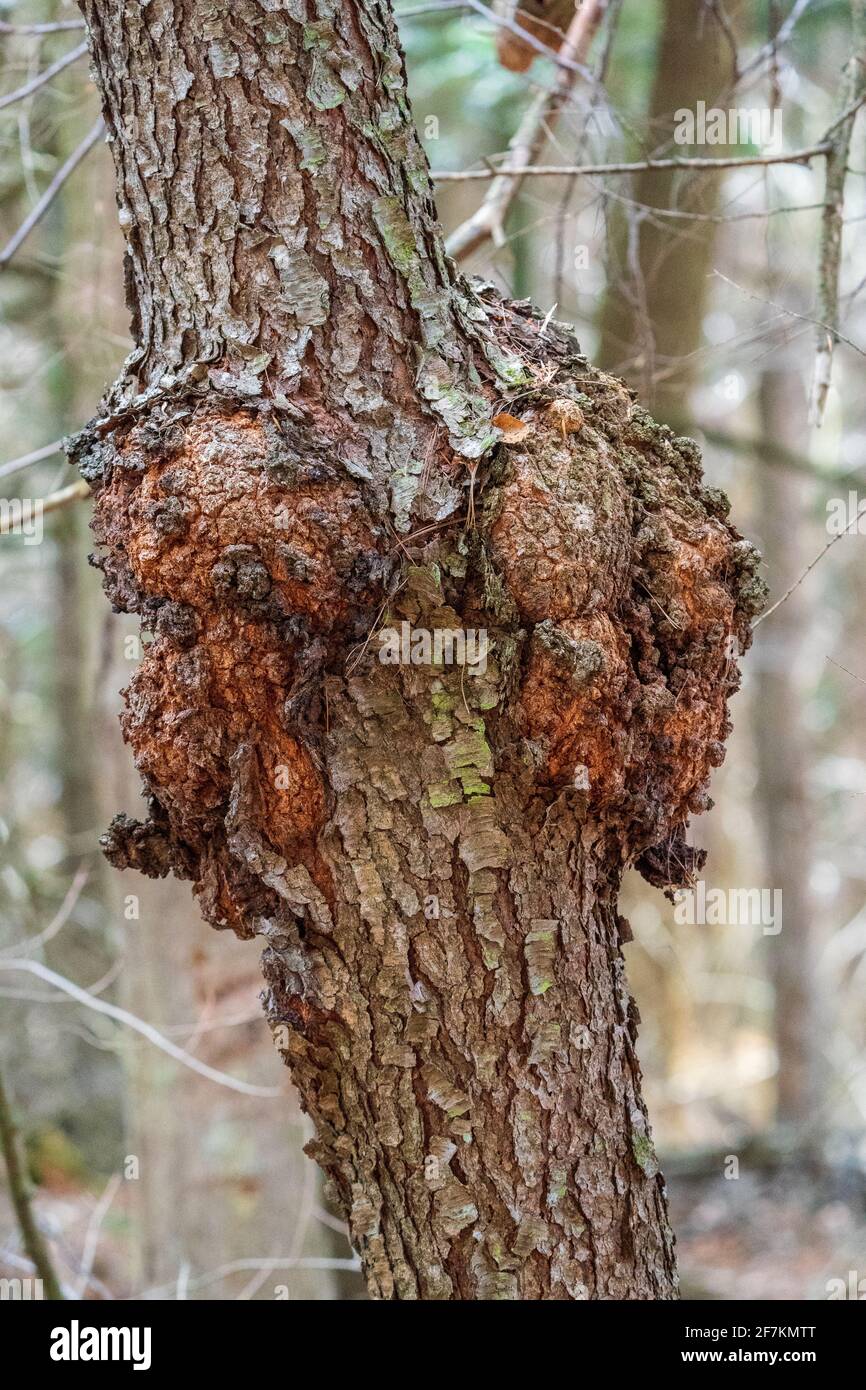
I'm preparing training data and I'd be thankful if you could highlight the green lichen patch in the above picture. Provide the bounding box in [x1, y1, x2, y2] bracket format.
[372, 195, 418, 278]
[443, 723, 493, 780]
[283, 122, 327, 172]
[307, 56, 346, 110]
[427, 780, 462, 809]
[632, 1132, 660, 1177]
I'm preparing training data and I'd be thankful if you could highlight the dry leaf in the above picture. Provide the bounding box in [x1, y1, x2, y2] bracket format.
[493, 411, 531, 444]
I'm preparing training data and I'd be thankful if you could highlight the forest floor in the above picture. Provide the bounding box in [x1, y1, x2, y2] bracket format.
[2, 1157, 865, 1299]
[669, 1159, 866, 1300]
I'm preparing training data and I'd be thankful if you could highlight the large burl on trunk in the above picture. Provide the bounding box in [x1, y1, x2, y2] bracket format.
[74, 0, 764, 1298]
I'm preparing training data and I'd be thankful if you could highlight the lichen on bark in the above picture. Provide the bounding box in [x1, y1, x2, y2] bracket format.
[75, 0, 765, 1299]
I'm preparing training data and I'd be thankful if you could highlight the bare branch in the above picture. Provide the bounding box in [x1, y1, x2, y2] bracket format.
[0, 39, 89, 112]
[0, 438, 65, 482]
[446, 0, 608, 261]
[0, 117, 104, 270]
[823, 87, 866, 143]
[0, 1060, 64, 1300]
[736, 0, 814, 84]
[0, 1241, 113, 1300]
[591, 187, 827, 225]
[434, 142, 830, 183]
[0, 19, 86, 34]
[75, 1173, 121, 1300]
[139, 1253, 361, 1299]
[706, 0, 742, 82]
[398, 0, 578, 52]
[825, 654, 866, 686]
[713, 268, 866, 359]
[0, 480, 89, 537]
[312, 1202, 351, 1236]
[1, 865, 89, 957]
[553, 0, 624, 303]
[464, 0, 596, 79]
[40, 478, 90, 517]
[808, 2, 866, 425]
[0, 959, 284, 1099]
[753, 502, 866, 630]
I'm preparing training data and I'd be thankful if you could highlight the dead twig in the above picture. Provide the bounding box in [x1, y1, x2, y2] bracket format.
[0, 480, 90, 536]
[0, 39, 89, 111]
[808, 2, 866, 425]
[0, 438, 65, 482]
[434, 142, 831, 183]
[445, 0, 608, 261]
[712, 268, 866, 360]
[736, 0, 813, 84]
[753, 502, 866, 629]
[0, 19, 86, 34]
[0, 959, 284, 1099]
[0, 1060, 65, 1299]
[1, 865, 89, 957]
[0, 117, 104, 269]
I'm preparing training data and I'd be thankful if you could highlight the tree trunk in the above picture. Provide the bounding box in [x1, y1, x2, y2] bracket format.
[73, 0, 763, 1298]
[597, 0, 738, 422]
[754, 369, 821, 1135]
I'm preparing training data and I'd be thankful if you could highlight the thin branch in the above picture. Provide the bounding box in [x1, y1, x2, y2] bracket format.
[0, 439, 65, 482]
[0, 40, 89, 112]
[808, 2, 866, 425]
[0, 959, 283, 1099]
[398, 0, 587, 55]
[463, 0, 596, 79]
[434, 142, 830, 182]
[825, 654, 866, 686]
[707, 0, 742, 82]
[312, 1203, 351, 1237]
[397, 1, 468, 14]
[554, 0, 624, 304]
[823, 86, 866, 143]
[139, 1254, 362, 1299]
[446, 0, 608, 261]
[712, 268, 866, 358]
[0, 117, 104, 270]
[0, 1060, 64, 1299]
[736, 0, 814, 84]
[0, 480, 89, 537]
[594, 189, 827, 224]
[0, 1240, 113, 1300]
[753, 502, 866, 629]
[75, 1172, 121, 1300]
[40, 478, 90, 517]
[0, 19, 86, 34]
[1, 865, 89, 957]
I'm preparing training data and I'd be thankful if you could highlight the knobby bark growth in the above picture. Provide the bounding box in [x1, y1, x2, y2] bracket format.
[73, 0, 765, 1299]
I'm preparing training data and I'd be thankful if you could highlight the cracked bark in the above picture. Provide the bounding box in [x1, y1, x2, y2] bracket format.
[74, 0, 764, 1299]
